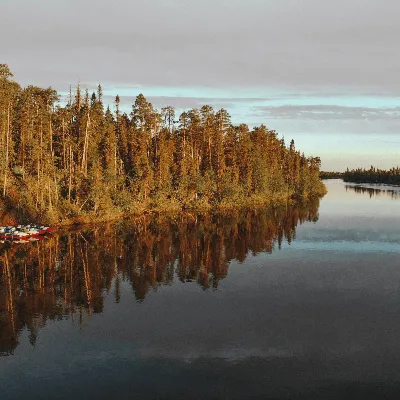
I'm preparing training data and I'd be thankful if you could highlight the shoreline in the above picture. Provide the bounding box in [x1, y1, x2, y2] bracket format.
[1, 191, 326, 229]
[54, 193, 325, 228]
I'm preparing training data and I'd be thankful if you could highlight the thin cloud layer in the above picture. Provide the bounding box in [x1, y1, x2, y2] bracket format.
[253, 105, 400, 121]
[3, 0, 400, 92]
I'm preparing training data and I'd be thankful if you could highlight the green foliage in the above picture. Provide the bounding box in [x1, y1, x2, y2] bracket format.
[0, 65, 326, 224]
[343, 166, 400, 185]
[320, 171, 344, 179]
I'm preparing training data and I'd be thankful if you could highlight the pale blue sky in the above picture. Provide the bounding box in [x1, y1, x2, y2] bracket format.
[2, 0, 400, 171]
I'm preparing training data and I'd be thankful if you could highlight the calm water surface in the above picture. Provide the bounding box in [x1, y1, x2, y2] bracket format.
[1, 179, 400, 399]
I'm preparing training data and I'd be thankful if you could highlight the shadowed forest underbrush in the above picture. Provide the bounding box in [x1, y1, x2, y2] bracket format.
[0, 178, 326, 226]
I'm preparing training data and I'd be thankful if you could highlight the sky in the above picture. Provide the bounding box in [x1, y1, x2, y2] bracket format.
[2, 0, 400, 171]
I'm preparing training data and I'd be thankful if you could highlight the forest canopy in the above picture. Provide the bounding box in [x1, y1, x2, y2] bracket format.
[343, 166, 400, 185]
[0, 64, 326, 224]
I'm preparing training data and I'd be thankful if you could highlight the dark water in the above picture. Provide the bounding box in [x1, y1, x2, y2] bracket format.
[1, 179, 400, 399]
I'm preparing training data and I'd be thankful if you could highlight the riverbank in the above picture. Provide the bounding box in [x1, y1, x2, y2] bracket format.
[0, 182, 327, 227]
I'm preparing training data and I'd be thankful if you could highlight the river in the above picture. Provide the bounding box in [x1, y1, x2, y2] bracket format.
[1, 179, 400, 399]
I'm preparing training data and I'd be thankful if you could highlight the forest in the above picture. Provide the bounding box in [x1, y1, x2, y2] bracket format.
[320, 171, 343, 179]
[0, 64, 326, 224]
[343, 166, 400, 185]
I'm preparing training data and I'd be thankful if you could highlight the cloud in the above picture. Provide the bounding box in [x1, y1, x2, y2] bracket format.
[3, 0, 400, 93]
[4, 0, 400, 168]
[252, 105, 400, 121]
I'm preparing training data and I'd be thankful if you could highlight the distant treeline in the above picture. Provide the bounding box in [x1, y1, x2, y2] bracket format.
[0, 64, 326, 223]
[343, 167, 400, 185]
[320, 171, 344, 179]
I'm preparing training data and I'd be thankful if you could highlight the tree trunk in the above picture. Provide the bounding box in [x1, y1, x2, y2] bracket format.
[81, 112, 90, 175]
[68, 146, 73, 202]
[3, 104, 10, 197]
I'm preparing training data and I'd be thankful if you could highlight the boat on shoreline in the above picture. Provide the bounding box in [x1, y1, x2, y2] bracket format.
[0, 225, 53, 242]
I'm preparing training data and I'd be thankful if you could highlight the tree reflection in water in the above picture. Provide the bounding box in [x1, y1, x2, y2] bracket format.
[345, 184, 400, 199]
[0, 200, 320, 356]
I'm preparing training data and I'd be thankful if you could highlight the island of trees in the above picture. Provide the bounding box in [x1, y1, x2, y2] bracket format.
[0, 64, 326, 224]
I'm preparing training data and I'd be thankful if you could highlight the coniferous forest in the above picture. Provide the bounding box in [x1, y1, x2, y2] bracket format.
[343, 166, 400, 185]
[0, 64, 327, 224]
[320, 171, 344, 180]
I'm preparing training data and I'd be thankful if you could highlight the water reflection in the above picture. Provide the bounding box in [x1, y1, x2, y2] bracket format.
[0, 201, 319, 356]
[345, 184, 400, 199]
